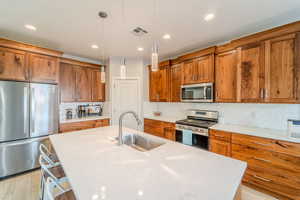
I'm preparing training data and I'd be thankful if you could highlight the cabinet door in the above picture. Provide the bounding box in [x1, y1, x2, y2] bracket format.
[59, 63, 76, 102]
[171, 64, 182, 102]
[75, 67, 92, 102]
[195, 55, 214, 83]
[237, 43, 264, 102]
[158, 66, 170, 102]
[163, 127, 176, 141]
[209, 139, 231, 157]
[182, 60, 195, 85]
[264, 33, 300, 103]
[0, 47, 28, 81]
[91, 70, 105, 102]
[29, 53, 59, 83]
[149, 68, 159, 102]
[215, 50, 238, 102]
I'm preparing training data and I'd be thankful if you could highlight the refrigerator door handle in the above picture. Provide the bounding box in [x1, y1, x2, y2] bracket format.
[24, 86, 29, 135]
[31, 87, 35, 134]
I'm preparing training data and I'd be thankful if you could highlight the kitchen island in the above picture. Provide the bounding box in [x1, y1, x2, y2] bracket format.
[50, 126, 246, 200]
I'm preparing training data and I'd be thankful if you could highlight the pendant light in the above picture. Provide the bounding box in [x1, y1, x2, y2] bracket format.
[120, 57, 126, 79]
[120, 0, 127, 79]
[151, 0, 159, 72]
[151, 42, 158, 72]
[99, 11, 108, 83]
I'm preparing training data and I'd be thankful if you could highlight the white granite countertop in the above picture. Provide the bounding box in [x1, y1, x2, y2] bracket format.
[144, 114, 183, 123]
[210, 124, 300, 143]
[60, 115, 110, 124]
[50, 126, 246, 200]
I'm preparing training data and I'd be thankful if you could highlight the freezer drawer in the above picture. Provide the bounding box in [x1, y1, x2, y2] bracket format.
[30, 83, 59, 137]
[0, 81, 30, 142]
[0, 137, 51, 178]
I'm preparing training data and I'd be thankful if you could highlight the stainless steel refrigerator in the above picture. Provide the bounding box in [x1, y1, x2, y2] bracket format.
[0, 81, 58, 178]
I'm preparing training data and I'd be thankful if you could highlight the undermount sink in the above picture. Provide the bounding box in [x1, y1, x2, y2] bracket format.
[121, 134, 165, 152]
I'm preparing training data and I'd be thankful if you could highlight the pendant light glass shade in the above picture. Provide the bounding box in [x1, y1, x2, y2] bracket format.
[151, 43, 159, 72]
[120, 58, 126, 79]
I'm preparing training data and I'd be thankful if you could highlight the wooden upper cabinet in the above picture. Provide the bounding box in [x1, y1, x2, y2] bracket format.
[237, 43, 265, 102]
[264, 33, 300, 103]
[75, 67, 92, 102]
[29, 53, 59, 84]
[170, 64, 182, 102]
[60, 63, 76, 102]
[182, 60, 195, 85]
[182, 54, 214, 85]
[149, 63, 170, 102]
[194, 54, 214, 83]
[215, 50, 238, 102]
[149, 68, 159, 101]
[158, 66, 170, 101]
[91, 70, 105, 102]
[0, 47, 28, 81]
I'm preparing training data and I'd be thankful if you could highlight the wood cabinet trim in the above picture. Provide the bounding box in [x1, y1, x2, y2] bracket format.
[0, 38, 62, 57]
[217, 21, 300, 53]
[60, 57, 101, 69]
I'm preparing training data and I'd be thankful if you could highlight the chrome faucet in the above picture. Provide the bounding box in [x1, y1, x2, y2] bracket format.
[118, 111, 142, 145]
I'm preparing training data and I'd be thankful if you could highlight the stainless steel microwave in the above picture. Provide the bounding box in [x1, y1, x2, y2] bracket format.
[181, 83, 213, 102]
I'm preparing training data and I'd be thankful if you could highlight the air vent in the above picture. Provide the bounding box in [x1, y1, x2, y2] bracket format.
[131, 27, 148, 36]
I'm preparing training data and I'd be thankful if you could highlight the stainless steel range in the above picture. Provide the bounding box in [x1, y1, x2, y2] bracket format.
[175, 110, 218, 149]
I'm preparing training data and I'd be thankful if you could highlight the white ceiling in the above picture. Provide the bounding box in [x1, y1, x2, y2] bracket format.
[1, 0, 300, 62]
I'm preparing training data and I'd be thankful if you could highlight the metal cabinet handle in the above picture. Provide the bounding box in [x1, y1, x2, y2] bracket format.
[260, 88, 265, 99]
[253, 175, 271, 182]
[31, 87, 35, 134]
[252, 141, 272, 146]
[24, 87, 29, 135]
[213, 134, 225, 138]
[253, 157, 271, 163]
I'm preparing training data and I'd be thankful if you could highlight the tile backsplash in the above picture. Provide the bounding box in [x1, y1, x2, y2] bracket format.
[143, 101, 300, 131]
[59, 102, 104, 121]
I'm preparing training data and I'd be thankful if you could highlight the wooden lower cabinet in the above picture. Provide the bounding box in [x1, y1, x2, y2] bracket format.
[59, 118, 110, 133]
[144, 118, 175, 141]
[209, 139, 231, 157]
[209, 129, 300, 200]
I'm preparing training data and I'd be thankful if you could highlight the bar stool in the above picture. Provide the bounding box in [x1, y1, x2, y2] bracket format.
[39, 144, 69, 200]
[45, 177, 76, 200]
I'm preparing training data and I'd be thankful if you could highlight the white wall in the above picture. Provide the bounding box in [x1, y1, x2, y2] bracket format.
[107, 56, 145, 125]
[144, 101, 300, 131]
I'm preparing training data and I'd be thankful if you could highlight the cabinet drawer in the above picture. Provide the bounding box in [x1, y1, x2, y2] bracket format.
[244, 168, 300, 199]
[209, 129, 231, 142]
[60, 121, 95, 133]
[232, 144, 300, 174]
[95, 119, 110, 127]
[232, 134, 274, 151]
[246, 164, 300, 191]
[273, 140, 300, 157]
[144, 118, 164, 127]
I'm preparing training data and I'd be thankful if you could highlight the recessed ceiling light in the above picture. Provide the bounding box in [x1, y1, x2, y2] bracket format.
[24, 24, 37, 31]
[137, 47, 144, 51]
[163, 34, 171, 40]
[204, 13, 215, 21]
[91, 45, 99, 49]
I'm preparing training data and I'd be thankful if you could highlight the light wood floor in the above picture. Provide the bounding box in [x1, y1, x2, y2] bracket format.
[0, 170, 278, 200]
[0, 170, 41, 200]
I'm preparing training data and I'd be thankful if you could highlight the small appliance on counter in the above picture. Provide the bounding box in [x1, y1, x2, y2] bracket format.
[77, 104, 103, 118]
[287, 119, 300, 139]
[65, 109, 73, 119]
[87, 104, 103, 116]
[77, 105, 87, 118]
